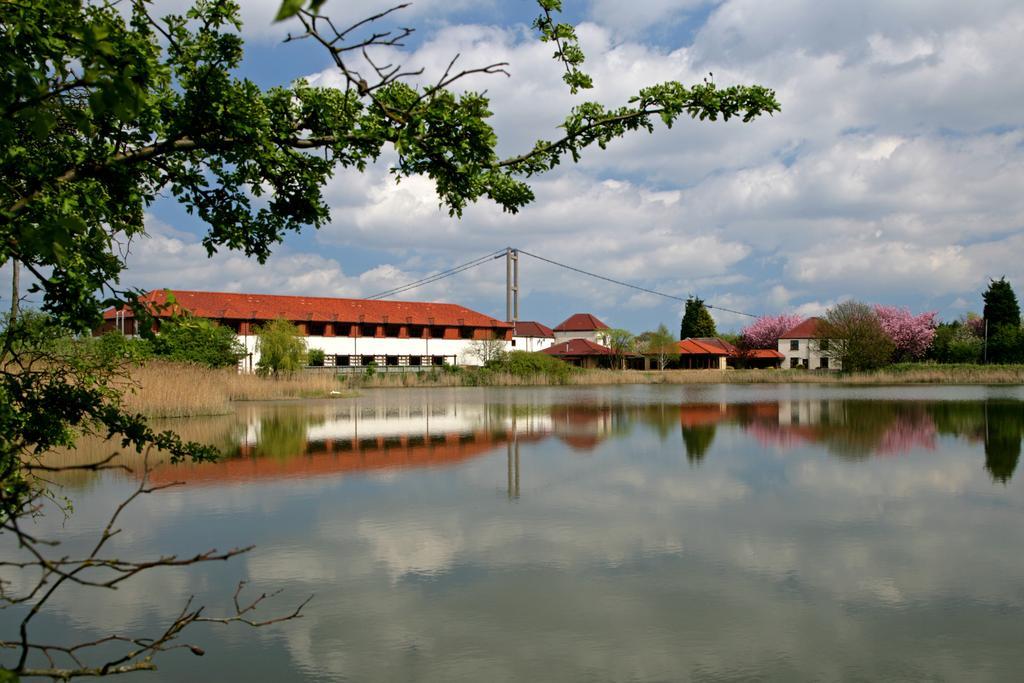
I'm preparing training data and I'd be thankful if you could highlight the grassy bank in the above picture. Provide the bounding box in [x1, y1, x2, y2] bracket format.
[119, 361, 1024, 418]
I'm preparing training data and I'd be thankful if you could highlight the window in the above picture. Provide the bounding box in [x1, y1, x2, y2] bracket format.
[789, 340, 799, 351]
[307, 322, 325, 336]
[819, 339, 830, 351]
[359, 324, 376, 337]
[790, 358, 801, 368]
[432, 355, 445, 366]
[335, 355, 351, 367]
[409, 355, 422, 367]
[384, 325, 401, 338]
[820, 357, 829, 369]
[460, 327, 474, 339]
[386, 355, 399, 366]
[511, 339, 517, 347]
[409, 326, 425, 338]
[360, 355, 375, 366]
[429, 326, 445, 339]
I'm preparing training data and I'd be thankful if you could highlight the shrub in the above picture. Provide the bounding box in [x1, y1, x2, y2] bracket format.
[307, 348, 325, 367]
[487, 351, 575, 382]
[152, 317, 244, 368]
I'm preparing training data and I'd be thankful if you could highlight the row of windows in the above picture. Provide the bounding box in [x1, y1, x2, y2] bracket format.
[323, 355, 455, 368]
[789, 357, 830, 369]
[788, 339, 830, 351]
[225, 320, 490, 340]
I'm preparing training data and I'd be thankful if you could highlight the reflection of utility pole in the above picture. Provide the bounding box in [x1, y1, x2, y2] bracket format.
[507, 415, 520, 500]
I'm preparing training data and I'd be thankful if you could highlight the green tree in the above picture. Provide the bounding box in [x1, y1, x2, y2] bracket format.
[306, 348, 326, 367]
[256, 319, 307, 375]
[680, 297, 717, 339]
[642, 324, 677, 370]
[822, 301, 895, 372]
[983, 277, 1021, 329]
[0, 0, 778, 677]
[982, 278, 1023, 363]
[603, 328, 635, 369]
[152, 317, 244, 367]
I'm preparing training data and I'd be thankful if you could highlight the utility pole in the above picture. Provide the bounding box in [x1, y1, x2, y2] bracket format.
[505, 247, 519, 322]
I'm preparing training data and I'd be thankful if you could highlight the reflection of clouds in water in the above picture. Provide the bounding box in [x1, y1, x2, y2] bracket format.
[358, 519, 465, 581]
[19, 386, 1024, 680]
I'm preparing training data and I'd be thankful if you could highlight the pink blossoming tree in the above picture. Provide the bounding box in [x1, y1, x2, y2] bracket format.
[739, 314, 804, 349]
[874, 305, 938, 361]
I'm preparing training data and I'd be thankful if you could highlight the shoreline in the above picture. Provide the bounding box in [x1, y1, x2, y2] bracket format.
[121, 361, 1024, 418]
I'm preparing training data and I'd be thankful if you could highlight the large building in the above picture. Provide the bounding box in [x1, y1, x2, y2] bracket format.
[100, 290, 513, 371]
[778, 317, 839, 370]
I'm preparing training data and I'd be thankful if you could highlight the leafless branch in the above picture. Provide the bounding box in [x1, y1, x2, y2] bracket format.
[1, 451, 309, 679]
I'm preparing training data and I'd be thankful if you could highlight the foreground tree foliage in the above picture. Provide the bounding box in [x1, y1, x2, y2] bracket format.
[0, 0, 779, 677]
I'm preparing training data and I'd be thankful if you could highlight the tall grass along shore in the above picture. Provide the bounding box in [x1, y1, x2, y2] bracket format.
[119, 360, 1024, 419]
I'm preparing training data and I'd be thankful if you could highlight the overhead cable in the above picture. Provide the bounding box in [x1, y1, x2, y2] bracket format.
[516, 249, 757, 318]
[365, 249, 506, 300]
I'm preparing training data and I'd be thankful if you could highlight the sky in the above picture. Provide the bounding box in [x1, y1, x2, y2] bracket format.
[67, 1, 1024, 332]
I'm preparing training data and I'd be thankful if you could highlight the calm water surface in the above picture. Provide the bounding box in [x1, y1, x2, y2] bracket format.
[10, 384, 1024, 681]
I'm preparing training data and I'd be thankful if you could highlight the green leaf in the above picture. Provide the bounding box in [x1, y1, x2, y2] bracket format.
[275, 0, 305, 21]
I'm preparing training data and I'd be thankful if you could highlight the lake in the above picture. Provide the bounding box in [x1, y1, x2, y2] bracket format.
[8, 384, 1024, 681]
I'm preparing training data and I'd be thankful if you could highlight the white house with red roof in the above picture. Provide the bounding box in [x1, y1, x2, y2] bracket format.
[100, 290, 513, 372]
[552, 313, 611, 345]
[778, 317, 839, 370]
[512, 320, 555, 352]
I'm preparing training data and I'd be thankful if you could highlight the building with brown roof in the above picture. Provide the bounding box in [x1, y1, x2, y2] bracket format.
[552, 313, 610, 344]
[99, 289, 513, 371]
[778, 317, 839, 370]
[540, 337, 616, 369]
[512, 320, 555, 352]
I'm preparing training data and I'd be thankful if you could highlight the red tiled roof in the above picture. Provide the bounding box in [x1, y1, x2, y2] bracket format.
[102, 290, 511, 328]
[748, 349, 785, 359]
[540, 338, 614, 356]
[553, 313, 609, 332]
[677, 337, 737, 356]
[780, 317, 825, 339]
[513, 320, 555, 337]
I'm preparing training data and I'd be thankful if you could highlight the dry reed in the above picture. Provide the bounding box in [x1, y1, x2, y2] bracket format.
[120, 361, 353, 418]
[117, 361, 1024, 419]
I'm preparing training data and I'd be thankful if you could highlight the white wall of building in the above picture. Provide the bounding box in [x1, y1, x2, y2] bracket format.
[777, 338, 841, 371]
[237, 333, 512, 372]
[553, 330, 608, 345]
[512, 335, 555, 352]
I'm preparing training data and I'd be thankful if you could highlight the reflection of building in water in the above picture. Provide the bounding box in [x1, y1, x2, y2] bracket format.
[549, 405, 615, 451]
[149, 401, 620, 487]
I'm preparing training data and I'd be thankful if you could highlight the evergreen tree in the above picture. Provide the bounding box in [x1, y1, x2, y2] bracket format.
[983, 278, 1023, 363]
[983, 277, 1021, 329]
[680, 297, 717, 339]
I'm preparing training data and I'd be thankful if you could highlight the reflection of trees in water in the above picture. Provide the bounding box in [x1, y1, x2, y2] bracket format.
[679, 398, 1023, 483]
[929, 400, 1023, 483]
[982, 403, 1023, 483]
[681, 424, 716, 462]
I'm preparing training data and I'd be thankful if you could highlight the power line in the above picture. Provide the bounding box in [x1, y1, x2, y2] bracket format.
[516, 249, 757, 318]
[363, 245, 758, 319]
[365, 249, 505, 300]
